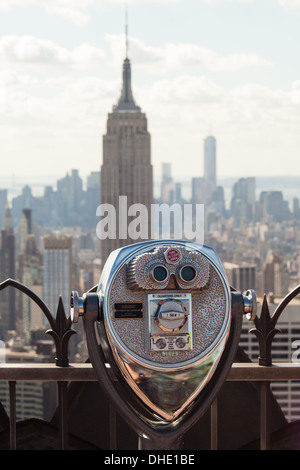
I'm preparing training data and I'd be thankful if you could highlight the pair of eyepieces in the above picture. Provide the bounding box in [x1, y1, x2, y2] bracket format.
[151, 264, 196, 284]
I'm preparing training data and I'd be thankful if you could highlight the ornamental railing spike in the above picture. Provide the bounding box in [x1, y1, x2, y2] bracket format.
[0, 279, 76, 367]
[46, 296, 76, 367]
[249, 294, 281, 366]
[249, 286, 300, 366]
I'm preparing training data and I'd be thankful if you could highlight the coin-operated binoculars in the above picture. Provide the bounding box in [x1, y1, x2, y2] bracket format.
[71, 240, 256, 450]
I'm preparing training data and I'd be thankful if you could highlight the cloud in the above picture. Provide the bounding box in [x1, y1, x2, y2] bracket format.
[136, 74, 300, 179]
[138, 74, 298, 132]
[45, 0, 93, 26]
[106, 34, 271, 73]
[107, 0, 250, 3]
[228, 83, 295, 127]
[0, 0, 299, 30]
[1, 69, 119, 128]
[164, 43, 270, 72]
[144, 75, 225, 105]
[277, 0, 300, 7]
[1, 49, 289, 136]
[110, 0, 177, 3]
[202, 0, 252, 3]
[1, 64, 299, 180]
[0, 0, 95, 26]
[0, 35, 106, 65]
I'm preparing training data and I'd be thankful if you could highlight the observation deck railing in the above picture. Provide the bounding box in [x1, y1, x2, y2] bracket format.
[0, 279, 300, 450]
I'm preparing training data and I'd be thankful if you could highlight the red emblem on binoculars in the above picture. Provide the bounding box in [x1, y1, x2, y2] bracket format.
[165, 248, 181, 264]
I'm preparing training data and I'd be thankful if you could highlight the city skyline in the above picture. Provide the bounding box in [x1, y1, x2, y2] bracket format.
[0, 0, 300, 183]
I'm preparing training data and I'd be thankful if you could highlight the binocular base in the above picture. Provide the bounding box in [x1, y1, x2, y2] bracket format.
[138, 433, 184, 450]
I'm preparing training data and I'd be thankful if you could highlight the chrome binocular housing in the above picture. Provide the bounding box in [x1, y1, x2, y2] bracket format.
[71, 240, 256, 432]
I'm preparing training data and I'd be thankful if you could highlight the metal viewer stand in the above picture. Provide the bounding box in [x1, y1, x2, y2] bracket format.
[70, 240, 257, 450]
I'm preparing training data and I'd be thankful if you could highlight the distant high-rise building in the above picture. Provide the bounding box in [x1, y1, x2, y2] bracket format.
[160, 163, 174, 204]
[231, 177, 256, 225]
[262, 257, 289, 297]
[18, 235, 43, 342]
[84, 171, 100, 228]
[0, 189, 7, 229]
[19, 208, 32, 253]
[191, 177, 205, 205]
[87, 171, 100, 190]
[293, 197, 300, 220]
[100, 30, 153, 265]
[175, 182, 182, 204]
[57, 170, 83, 226]
[232, 177, 256, 205]
[224, 262, 256, 293]
[259, 191, 290, 222]
[0, 203, 16, 338]
[204, 135, 217, 200]
[43, 235, 72, 315]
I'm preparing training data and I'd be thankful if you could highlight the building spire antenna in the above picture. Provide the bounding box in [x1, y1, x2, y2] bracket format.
[125, 6, 129, 58]
[113, 5, 140, 112]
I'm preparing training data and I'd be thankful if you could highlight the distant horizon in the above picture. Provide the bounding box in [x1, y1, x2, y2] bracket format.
[1, 171, 300, 182]
[1, 172, 300, 208]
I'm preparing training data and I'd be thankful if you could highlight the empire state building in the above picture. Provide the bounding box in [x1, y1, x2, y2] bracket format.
[100, 44, 153, 265]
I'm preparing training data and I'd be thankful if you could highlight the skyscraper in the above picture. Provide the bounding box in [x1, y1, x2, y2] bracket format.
[19, 208, 32, 253]
[160, 163, 174, 204]
[57, 169, 83, 226]
[43, 235, 72, 315]
[204, 135, 217, 201]
[100, 28, 153, 265]
[19, 235, 43, 342]
[0, 189, 7, 229]
[0, 203, 16, 338]
[191, 177, 205, 206]
[230, 177, 256, 225]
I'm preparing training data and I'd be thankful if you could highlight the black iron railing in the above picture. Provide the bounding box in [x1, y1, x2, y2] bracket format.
[0, 278, 78, 367]
[0, 278, 300, 450]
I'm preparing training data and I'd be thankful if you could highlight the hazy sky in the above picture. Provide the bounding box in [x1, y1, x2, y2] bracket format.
[0, 0, 300, 184]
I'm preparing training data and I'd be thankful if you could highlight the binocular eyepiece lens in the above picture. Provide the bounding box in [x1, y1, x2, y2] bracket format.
[180, 265, 196, 282]
[151, 264, 197, 283]
[153, 265, 168, 282]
